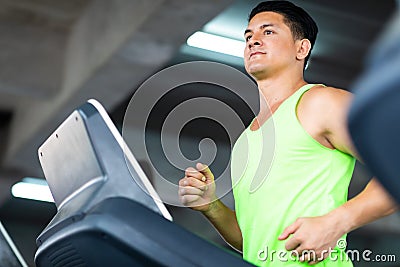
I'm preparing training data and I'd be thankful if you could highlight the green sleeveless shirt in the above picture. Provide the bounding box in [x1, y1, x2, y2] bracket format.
[231, 84, 356, 266]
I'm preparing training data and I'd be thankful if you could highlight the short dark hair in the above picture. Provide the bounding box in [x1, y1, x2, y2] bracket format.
[248, 1, 318, 69]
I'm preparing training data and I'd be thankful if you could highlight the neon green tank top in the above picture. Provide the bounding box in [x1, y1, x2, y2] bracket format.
[231, 84, 356, 267]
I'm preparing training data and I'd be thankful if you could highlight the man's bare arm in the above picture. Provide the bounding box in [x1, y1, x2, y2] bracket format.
[328, 178, 397, 233]
[202, 200, 243, 252]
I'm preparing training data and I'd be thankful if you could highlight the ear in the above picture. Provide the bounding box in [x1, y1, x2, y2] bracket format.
[296, 39, 312, 61]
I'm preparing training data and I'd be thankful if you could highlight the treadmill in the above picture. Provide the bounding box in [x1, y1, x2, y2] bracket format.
[34, 99, 253, 267]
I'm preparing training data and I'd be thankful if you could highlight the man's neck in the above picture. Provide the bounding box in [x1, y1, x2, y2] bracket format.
[255, 74, 307, 119]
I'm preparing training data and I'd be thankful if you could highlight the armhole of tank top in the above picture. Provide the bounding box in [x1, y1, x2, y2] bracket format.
[293, 84, 337, 152]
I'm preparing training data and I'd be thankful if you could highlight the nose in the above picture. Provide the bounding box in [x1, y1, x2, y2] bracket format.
[247, 34, 262, 49]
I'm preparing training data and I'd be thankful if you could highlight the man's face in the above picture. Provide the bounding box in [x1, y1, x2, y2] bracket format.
[244, 11, 299, 80]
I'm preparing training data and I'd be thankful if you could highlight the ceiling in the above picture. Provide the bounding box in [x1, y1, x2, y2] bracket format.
[0, 0, 399, 266]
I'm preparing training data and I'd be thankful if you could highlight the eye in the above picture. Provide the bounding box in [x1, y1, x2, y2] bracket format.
[264, 30, 273, 35]
[245, 35, 252, 42]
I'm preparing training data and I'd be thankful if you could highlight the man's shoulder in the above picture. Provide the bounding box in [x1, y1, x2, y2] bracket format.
[297, 85, 354, 131]
[301, 85, 353, 109]
[305, 85, 351, 98]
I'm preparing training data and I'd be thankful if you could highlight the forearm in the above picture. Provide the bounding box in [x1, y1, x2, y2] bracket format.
[202, 199, 243, 252]
[328, 178, 398, 235]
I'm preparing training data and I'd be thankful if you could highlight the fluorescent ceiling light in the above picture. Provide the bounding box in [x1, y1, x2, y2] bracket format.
[187, 31, 245, 58]
[11, 177, 54, 203]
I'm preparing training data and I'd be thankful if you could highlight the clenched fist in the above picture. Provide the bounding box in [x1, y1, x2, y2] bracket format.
[178, 163, 216, 212]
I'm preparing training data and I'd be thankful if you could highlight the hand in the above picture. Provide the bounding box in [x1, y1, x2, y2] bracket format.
[278, 215, 345, 265]
[178, 163, 216, 212]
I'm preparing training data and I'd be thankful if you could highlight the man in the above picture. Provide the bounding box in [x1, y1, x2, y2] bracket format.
[178, 1, 398, 266]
